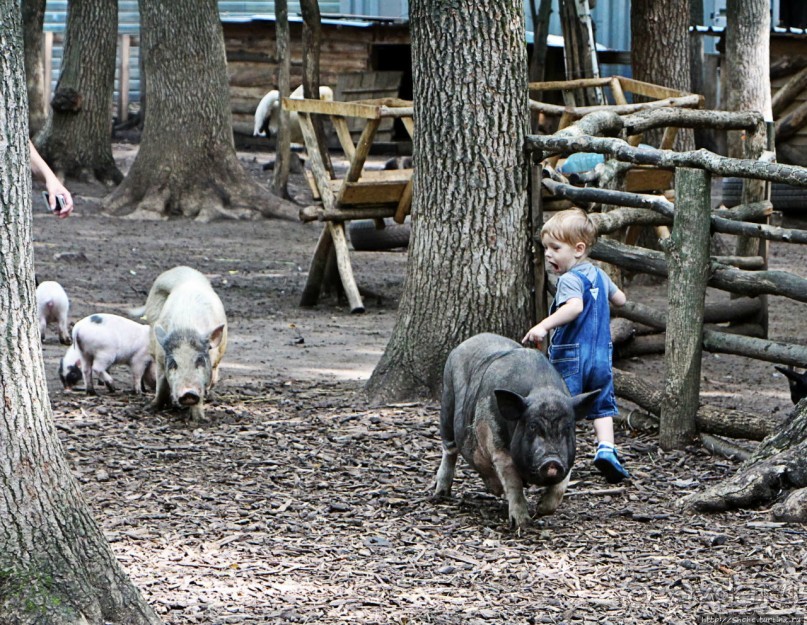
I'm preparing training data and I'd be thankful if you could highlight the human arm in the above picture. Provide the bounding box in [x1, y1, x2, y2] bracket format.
[521, 297, 584, 347]
[29, 140, 74, 218]
[610, 287, 626, 307]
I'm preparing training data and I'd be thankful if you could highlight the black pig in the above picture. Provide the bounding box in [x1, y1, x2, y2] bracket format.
[434, 333, 597, 528]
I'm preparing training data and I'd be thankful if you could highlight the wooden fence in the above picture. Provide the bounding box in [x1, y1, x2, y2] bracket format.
[525, 105, 807, 450]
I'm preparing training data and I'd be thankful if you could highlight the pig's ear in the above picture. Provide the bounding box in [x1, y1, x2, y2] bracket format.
[154, 325, 169, 349]
[208, 325, 225, 349]
[572, 389, 600, 421]
[494, 389, 528, 422]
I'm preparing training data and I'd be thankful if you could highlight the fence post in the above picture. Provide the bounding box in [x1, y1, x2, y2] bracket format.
[660, 167, 711, 450]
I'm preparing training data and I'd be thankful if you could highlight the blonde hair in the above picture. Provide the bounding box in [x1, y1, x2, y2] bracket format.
[541, 208, 597, 250]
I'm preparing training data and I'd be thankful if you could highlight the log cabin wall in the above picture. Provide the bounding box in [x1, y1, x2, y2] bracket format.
[222, 17, 411, 138]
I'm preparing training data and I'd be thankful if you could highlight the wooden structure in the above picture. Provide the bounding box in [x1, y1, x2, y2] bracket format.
[525, 107, 807, 449]
[284, 96, 414, 313]
[222, 16, 411, 138]
[529, 76, 703, 193]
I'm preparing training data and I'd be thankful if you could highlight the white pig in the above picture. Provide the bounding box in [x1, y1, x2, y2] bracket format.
[132, 266, 227, 420]
[58, 313, 156, 395]
[36, 280, 72, 345]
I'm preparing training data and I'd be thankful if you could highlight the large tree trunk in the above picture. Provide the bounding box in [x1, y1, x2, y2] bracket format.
[365, 0, 531, 402]
[21, 0, 47, 136]
[0, 7, 162, 624]
[105, 0, 295, 221]
[724, 0, 772, 158]
[630, 0, 694, 150]
[34, 0, 122, 186]
[683, 399, 807, 522]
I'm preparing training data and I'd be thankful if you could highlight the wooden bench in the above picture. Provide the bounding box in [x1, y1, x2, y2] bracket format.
[283, 96, 414, 313]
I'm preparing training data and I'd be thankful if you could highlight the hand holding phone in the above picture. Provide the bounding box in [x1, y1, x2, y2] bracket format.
[42, 191, 67, 214]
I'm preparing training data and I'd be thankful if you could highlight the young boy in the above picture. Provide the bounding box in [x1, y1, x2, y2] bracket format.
[522, 208, 629, 483]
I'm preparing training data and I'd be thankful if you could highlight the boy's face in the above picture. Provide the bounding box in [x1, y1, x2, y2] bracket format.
[542, 235, 587, 275]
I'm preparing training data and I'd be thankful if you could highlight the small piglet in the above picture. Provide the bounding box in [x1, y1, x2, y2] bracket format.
[132, 266, 227, 420]
[434, 333, 597, 528]
[36, 280, 71, 345]
[775, 366, 807, 405]
[59, 313, 156, 395]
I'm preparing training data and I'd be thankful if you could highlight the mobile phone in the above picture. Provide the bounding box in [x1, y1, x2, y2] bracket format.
[42, 191, 66, 213]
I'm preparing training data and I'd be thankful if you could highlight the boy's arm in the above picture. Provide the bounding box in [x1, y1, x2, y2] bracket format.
[29, 140, 74, 218]
[610, 288, 626, 307]
[522, 297, 584, 346]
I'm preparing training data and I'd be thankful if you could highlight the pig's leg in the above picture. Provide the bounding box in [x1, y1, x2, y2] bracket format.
[536, 472, 570, 516]
[490, 449, 530, 528]
[95, 368, 117, 393]
[57, 311, 71, 345]
[39, 316, 47, 342]
[434, 444, 458, 498]
[82, 356, 97, 396]
[152, 375, 170, 409]
[434, 375, 457, 497]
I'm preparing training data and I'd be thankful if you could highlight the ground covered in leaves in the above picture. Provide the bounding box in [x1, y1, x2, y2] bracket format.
[35, 144, 807, 623]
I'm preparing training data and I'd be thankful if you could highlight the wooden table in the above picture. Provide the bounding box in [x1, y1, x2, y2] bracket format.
[283, 97, 414, 313]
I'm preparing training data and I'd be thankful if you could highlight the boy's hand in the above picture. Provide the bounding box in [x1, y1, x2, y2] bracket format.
[522, 324, 548, 347]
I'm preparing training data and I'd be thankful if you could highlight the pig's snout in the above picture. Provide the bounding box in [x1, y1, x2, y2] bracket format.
[537, 458, 566, 484]
[178, 389, 201, 406]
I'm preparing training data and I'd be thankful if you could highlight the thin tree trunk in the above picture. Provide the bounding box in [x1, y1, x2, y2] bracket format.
[631, 0, 694, 150]
[300, 0, 332, 175]
[105, 0, 296, 221]
[724, 0, 772, 158]
[21, 0, 47, 136]
[0, 6, 162, 623]
[273, 0, 291, 198]
[366, 0, 531, 402]
[35, 0, 122, 186]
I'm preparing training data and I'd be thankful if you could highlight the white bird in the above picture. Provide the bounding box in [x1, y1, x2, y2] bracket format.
[253, 85, 334, 144]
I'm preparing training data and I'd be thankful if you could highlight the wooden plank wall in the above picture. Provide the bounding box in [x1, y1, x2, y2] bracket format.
[224, 20, 410, 137]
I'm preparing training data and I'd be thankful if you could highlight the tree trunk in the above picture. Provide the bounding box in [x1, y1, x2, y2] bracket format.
[630, 0, 694, 150]
[34, 0, 122, 186]
[365, 0, 531, 402]
[682, 400, 807, 522]
[21, 0, 47, 136]
[659, 168, 711, 449]
[724, 0, 772, 158]
[105, 0, 296, 221]
[272, 0, 291, 198]
[558, 0, 604, 106]
[0, 8, 162, 624]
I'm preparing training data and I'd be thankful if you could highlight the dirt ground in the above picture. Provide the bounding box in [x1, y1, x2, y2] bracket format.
[34, 143, 807, 624]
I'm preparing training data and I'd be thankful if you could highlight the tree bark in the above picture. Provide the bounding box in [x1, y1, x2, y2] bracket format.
[724, 0, 772, 158]
[365, 0, 531, 402]
[105, 0, 296, 221]
[0, 7, 162, 623]
[21, 0, 47, 136]
[660, 168, 710, 449]
[630, 0, 694, 150]
[272, 0, 291, 199]
[682, 400, 807, 520]
[558, 0, 604, 105]
[34, 0, 122, 186]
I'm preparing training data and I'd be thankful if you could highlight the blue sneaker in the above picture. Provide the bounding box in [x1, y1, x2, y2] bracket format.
[593, 444, 630, 484]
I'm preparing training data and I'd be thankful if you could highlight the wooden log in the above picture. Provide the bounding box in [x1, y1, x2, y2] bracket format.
[771, 66, 807, 117]
[621, 108, 763, 134]
[660, 168, 711, 449]
[770, 55, 807, 79]
[542, 178, 675, 216]
[327, 222, 364, 314]
[712, 256, 765, 270]
[298, 205, 396, 223]
[616, 298, 763, 329]
[702, 330, 807, 368]
[525, 132, 807, 187]
[615, 334, 666, 358]
[590, 207, 671, 234]
[610, 317, 635, 346]
[528, 95, 702, 119]
[299, 226, 333, 307]
[591, 239, 807, 303]
[711, 214, 807, 245]
[712, 201, 772, 222]
[613, 368, 773, 440]
[774, 100, 807, 142]
[699, 433, 751, 462]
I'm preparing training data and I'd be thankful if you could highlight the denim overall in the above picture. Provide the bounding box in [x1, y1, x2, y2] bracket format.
[548, 267, 618, 419]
